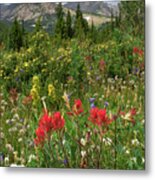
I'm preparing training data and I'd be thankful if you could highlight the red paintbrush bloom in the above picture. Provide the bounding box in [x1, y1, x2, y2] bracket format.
[133, 47, 139, 54]
[130, 108, 136, 116]
[73, 99, 84, 115]
[39, 111, 53, 132]
[34, 127, 46, 145]
[52, 112, 65, 130]
[133, 47, 144, 57]
[138, 49, 144, 56]
[88, 107, 112, 127]
[88, 107, 99, 125]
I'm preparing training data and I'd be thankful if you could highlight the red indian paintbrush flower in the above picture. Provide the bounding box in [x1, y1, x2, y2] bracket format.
[34, 127, 46, 145]
[67, 99, 84, 116]
[88, 107, 112, 127]
[34, 110, 65, 146]
[39, 110, 53, 132]
[133, 47, 144, 57]
[52, 112, 65, 130]
[73, 99, 84, 115]
[133, 47, 139, 54]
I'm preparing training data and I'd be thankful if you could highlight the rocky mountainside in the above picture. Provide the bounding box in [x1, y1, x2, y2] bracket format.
[0, 2, 119, 32]
[0, 3, 56, 22]
[64, 1, 119, 17]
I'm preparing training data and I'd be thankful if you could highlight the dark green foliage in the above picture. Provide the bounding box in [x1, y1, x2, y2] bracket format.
[110, 9, 114, 32]
[0, 21, 9, 46]
[89, 20, 96, 43]
[119, 0, 145, 36]
[66, 10, 73, 38]
[55, 2, 65, 39]
[34, 17, 43, 32]
[74, 3, 89, 40]
[8, 18, 23, 51]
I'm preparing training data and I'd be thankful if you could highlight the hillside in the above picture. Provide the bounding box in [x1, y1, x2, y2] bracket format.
[0, 2, 118, 31]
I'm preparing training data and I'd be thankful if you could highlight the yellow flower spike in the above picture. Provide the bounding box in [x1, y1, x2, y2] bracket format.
[48, 84, 56, 100]
[24, 62, 29, 67]
[32, 76, 40, 85]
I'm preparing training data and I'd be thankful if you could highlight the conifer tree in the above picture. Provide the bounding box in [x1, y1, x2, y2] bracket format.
[35, 17, 43, 32]
[110, 9, 114, 31]
[74, 3, 88, 39]
[8, 18, 23, 51]
[21, 20, 28, 48]
[90, 20, 96, 43]
[66, 10, 72, 38]
[55, 2, 65, 39]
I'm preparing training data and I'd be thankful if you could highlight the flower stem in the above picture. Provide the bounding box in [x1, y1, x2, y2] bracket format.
[58, 131, 70, 168]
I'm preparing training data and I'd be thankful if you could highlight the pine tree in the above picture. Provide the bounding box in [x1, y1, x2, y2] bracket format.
[21, 20, 28, 48]
[55, 2, 65, 39]
[66, 10, 72, 38]
[8, 18, 23, 51]
[35, 17, 43, 32]
[74, 3, 89, 39]
[90, 20, 96, 43]
[110, 9, 114, 31]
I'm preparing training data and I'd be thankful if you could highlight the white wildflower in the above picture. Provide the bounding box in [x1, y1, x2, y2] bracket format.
[142, 157, 145, 163]
[81, 151, 86, 158]
[28, 154, 36, 163]
[4, 157, 9, 166]
[131, 139, 140, 146]
[131, 157, 137, 163]
[5, 144, 14, 152]
[10, 164, 25, 167]
[18, 138, 23, 143]
[80, 138, 86, 146]
[125, 150, 130, 155]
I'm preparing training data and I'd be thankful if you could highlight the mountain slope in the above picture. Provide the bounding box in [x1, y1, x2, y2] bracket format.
[0, 2, 119, 31]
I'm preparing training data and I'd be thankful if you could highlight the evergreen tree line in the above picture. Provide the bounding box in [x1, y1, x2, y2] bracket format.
[0, 1, 144, 52]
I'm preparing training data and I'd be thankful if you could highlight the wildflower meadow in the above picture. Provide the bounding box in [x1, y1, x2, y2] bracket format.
[0, 1, 145, 169]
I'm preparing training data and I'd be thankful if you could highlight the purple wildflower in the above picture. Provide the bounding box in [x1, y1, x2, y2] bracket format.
[89, 98, 95, 104]
[90, 103, 95, 108]
[104, 101, 109, 107]
[63, 159, 68, 165]
[0, 152, 4, 163]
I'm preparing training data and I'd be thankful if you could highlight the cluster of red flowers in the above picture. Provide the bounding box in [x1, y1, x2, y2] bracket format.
[133, 47, 144, 56]
[67, 99, 84, 116]
[88, 107, 113, 127]
[34, 110, 65, 146]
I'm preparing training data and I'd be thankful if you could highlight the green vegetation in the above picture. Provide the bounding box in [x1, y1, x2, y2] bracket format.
[0, 1, 145, 169]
